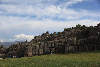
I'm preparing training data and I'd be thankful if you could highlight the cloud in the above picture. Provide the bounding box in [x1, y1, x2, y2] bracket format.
[60, 0, 85, 7]
[0, 40, 4, 42]
[0, 15, 99, 32]
[0, 0, 99, 41]
[0, 15, 99, 41]
[0, 3, 100, 21]
[0, 0, 85, 7]
[14, 34, 34, 41]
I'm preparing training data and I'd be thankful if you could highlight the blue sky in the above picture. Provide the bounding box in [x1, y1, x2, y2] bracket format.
[0, 0, 100, 42]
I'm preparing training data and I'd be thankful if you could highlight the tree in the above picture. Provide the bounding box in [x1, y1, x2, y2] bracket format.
[76, 24, 81, 29]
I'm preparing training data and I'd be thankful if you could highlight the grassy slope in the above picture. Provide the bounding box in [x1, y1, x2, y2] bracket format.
[0, 52, 100, 67]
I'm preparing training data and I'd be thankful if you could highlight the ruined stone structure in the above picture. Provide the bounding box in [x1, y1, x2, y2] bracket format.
[1, 23, 100, 58]
[0, 45, 6, 58]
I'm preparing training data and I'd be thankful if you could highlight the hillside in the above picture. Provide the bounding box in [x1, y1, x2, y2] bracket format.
[0, 23, 100, 58]
[0, 42, 15, 48]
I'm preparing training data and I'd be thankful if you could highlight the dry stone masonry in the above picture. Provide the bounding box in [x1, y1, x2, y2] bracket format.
[0, 23, 100, 58]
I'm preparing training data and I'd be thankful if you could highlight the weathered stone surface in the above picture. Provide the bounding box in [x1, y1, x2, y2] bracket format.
[2, 23, 100, 58]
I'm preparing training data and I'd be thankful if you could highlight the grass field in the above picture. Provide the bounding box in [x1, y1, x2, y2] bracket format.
[0, 51, 100, 67]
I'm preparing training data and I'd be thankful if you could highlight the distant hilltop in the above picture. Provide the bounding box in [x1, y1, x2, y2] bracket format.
[0, 41, 22, 48]
[0, 42, 14, 47]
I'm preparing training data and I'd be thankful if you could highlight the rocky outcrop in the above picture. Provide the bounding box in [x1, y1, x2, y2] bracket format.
[3, 23, 100, 58]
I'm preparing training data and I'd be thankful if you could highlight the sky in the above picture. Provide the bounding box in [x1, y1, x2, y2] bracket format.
[0, 0, 100, 42]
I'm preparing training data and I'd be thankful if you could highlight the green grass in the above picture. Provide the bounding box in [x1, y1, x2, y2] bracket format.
[0, 52, 100, 67]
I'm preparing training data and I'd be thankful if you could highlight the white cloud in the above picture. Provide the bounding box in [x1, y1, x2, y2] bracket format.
[0, 40, 4, 42]
[59, 0, 85, 7]
[0, 15, 99, 41]
[0, 0, 100, 41]
[0, 3, 99, 20]
[14, 34, 34, 41]
[0, 0, 85, 7]
[0, 15, 99, 32]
